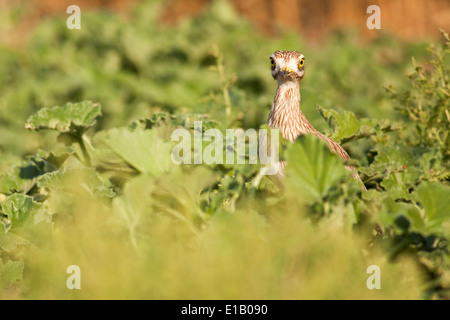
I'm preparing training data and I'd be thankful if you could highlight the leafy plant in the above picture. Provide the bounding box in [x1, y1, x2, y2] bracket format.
[0, 0, 448, 300]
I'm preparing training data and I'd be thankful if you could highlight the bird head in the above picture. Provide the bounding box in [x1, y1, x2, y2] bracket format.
[270, 50, 305, 83]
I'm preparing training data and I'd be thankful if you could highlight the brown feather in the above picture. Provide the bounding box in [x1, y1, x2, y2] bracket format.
[266, 51, 366, 191]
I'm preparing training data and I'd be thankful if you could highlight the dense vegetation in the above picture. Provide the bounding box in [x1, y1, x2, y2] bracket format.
[0, 0, 448, 299]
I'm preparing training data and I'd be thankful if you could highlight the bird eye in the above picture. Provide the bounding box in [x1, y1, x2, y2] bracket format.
[298, 58, 305, 68]
[270, 58, 275, 70]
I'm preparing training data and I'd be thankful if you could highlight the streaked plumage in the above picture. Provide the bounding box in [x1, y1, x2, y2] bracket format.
[266, 50, 366, 190]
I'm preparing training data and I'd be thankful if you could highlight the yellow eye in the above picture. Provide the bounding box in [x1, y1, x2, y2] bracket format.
[298, 58, 305, 68]
[270, 58, 275, 70]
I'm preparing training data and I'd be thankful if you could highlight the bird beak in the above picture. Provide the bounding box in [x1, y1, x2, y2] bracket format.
[279, 66, 294, 77]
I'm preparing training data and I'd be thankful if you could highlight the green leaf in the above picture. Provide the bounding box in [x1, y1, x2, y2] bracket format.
[380, 172, 410, 200]
[25, 101, 102, 135]
[365, 191, 424, 232]
[0, 166, 33, 194]
[315, 105, 401, 144]
[104, 127, 173, 177]
[1, 194, 47, 230]
[128, 112, 178, 131]
[111, 166, 217, 251]
[0, 258, 24, 288]
[370, 143, 420, 188]
[0, 223, 30, 252]
[0, 194, 51, 252]
[413, 182, 450, 232]
[397, 202, 424, 231]
[37, 168, 115, 198]
[0, 147, 75, 195]
[285, 134, 348, 204]
[315, 105, 359, 142]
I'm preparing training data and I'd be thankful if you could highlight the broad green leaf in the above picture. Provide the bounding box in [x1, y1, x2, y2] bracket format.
[348, 118, 402, 144]
[111, 175, 157, 252]
[416, 147, 449, 181]
[1, 194, 48, 230]
[36, 171, 69, 192]
[316, 105, 401, 144]
[380, 172, 410, 200]
[104, 127, 172, 177]
[0, 166, 33, 194]
[315, 105, 359, 142]
[396, 202, 425, 231]
[372, 143, 415, 167]
[37, 168, 115, 198]
[365, 143, 425, 193]
[25, 101, 101, 134]
[285, 134, 347, 204]
[0, 147, 74, 194]
[0, 194, 51, 252]
[128, 112, 178, 131]
[0, 223, 30, 252]
[111, 166, 217, 251]
[364, 191, 424, 232]
[413, 182, 450, 232]
[0, 259, 24, 288]
[34, 147, 74, 170]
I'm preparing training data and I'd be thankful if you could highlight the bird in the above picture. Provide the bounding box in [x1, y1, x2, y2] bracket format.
[264, 50, 366, 191]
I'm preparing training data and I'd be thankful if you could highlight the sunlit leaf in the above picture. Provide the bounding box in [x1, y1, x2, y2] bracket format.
[285, 134, 347, 204]
[25, 101, 101, 134]
[104, 127, 173, 177]
[414, 182, 450, 232]
[0, 194, 51, 252]
[316, 105, 401, 144]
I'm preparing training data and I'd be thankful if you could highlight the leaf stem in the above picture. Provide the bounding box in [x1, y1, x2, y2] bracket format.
[76, 132, 91, 167]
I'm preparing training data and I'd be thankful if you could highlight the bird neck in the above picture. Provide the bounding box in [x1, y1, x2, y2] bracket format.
[267, 81, 316, 142]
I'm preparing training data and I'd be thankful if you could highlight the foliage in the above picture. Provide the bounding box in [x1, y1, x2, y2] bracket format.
[0, 0, 448, 299]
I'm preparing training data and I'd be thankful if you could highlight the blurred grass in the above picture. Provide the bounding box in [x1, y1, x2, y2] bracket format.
[16, 173, 422, 299]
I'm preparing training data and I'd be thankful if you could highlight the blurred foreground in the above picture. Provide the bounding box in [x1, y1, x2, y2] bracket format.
[0, 0, 448, 300]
